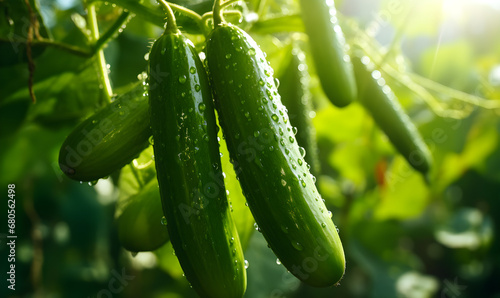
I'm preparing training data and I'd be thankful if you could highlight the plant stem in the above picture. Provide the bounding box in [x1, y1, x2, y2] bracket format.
[158, 0, 179, 33]
[94, 10, 130, 52]
[213, 0, 224, 27]
[168, 2, 203, 25]
[88, 3, 113, 102]
[257, 0, 268, 18]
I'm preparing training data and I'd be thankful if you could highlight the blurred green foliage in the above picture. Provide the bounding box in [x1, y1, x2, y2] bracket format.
[1, 0, 500, 297]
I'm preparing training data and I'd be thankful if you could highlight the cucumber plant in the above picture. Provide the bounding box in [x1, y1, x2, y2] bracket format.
[206, 2, 345, 287]
[352, 54, 433, 174]
[278, 43, 321, 177]
[58, 82, 150, 182]
[299, 0, 357, 107]
[148, 3, 246, 297]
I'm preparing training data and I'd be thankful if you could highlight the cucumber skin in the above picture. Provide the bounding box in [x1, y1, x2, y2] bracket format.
[58, 84, 150, 182]
[352, 55, 432, 174]
[278, 46, 320, 177]
[116, 178, 169, 252]
[206, 24, 345, 287]
[148, 32, 246, 298]
[299, 0, 357, 108]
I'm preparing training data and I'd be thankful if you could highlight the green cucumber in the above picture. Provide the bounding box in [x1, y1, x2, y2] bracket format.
[299, 0, 357, 107]
[206, 23, 345, 287]
[278, 45, 320, 177]
[116, 178, 169, 252]
[58, 83, 150, 181]
[148, 25, 246, 297]
[352, 54, 432, 174]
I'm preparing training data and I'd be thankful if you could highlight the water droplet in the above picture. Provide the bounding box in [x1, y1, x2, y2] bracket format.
[280, 138, 285, 146]
[321, 222, 327, 228]
[271, 114, 279, 122]
[297, 159, 303, 166]
[258, 79, 265, 86]
[279, 127, 284, 136]
[179, 75, 187, 84]
[285, 148, 290, 155]
[189, 67, 196, 74]
[161, 216, 167, 225]
[244, 260, 249, 269]
[289, 136, 295, 143]
[254, 131, 260, 137]
[291, 241, 304, 251]
[299, 147, 306, 158]
[194, 84, 201, 92]
[274, 78, 280, 88]
[230, 237, 234, 245]
[300, 179, 306, 188]
[149, 136, 154, 145]
[276, 258, 282, 265]
[198, 103, 206, 112]
[244, 111, 250, 119]
[253, 222, 260, 231]
[248, 48, 256, 56]
[225, 53, 232, 59]
[292, 127, 298, 135]
[235, 132, 240, 139]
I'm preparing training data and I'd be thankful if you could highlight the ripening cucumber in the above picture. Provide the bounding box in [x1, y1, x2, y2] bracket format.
[148, 24, 246, 297]
[351, 54, 432, 174]
[278, 45, 320, 177]
[58, 83, 150, 181]
[116, 178, 169, 252]
[299, 0, 357, 107]
[206, 22, 345, 287]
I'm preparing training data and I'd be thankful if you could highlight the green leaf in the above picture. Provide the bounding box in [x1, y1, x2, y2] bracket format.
[219, 125, 255, 248]
[250, 14, 304, 34]
[155, 241, 186, 280]
[375, 156, 430, 220]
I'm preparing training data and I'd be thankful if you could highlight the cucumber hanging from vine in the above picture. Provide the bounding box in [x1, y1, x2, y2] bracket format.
[205, 2, 345, 287]
[148, 2, 247, 297]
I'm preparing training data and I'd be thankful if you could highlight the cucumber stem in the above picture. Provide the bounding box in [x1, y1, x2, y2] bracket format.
[88, 3, 113, 103]
[158, 0, 179, 34]
[213, 0, 224, 27]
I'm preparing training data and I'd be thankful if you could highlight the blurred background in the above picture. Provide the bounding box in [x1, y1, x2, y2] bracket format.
[1, 0, 499, 297]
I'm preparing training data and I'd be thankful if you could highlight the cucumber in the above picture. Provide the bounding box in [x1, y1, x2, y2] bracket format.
[278, 45, 320, 177]
[206, 23, 345, 287]
[299, 0, 357, 107]
[116, 178, 169, 252]
[58, 83, 150, 181]
[148, 26, 246, 297]
[352, 54, 432, 174]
